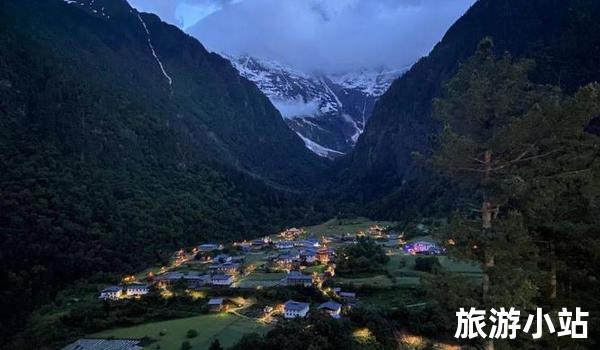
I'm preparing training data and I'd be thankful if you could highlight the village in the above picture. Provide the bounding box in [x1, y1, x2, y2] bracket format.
[96, 222, 444, 323]
[60, 218, 478, 350]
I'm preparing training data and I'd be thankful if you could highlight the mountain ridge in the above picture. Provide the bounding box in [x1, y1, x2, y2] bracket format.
[345, 0, 600, 214]
[226, 54, 406, 158]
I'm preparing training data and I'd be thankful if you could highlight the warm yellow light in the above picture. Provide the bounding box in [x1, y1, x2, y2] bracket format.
[401, 334, 424, 347]
[353, 328, 373, 340]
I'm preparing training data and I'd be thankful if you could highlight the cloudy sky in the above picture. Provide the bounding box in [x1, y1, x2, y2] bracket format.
[128, 0, 476, 73]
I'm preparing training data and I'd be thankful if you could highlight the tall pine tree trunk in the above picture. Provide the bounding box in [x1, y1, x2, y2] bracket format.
[482, 150, 495, 350]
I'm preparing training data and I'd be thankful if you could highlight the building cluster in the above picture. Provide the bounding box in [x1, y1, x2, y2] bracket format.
[97, 227, 382, 323]
[99, 283, 150, 300]
[282, 299, 343, 319]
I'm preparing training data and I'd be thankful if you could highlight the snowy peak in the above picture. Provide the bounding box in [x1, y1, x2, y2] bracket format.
[227, 55, 343, 118]
[226, 54, 406, 158]
[330, 68, 407, 97]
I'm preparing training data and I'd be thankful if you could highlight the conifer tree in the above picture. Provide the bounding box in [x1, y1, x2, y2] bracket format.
[428, 38, 600, 349]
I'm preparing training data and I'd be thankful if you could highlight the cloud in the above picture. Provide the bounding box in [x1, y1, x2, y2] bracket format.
[128, 0, 240, 29]
[129, 0, 476, 73]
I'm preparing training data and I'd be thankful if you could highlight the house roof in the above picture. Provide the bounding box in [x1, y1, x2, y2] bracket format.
[208, 298, 224, 305]
[212, 274, 233, 280]
[198, 243, 219, 249]
[339, 292, 356, 298]
[124, 283, 149, 290]
[62, 339, 141, 350]
[101, 286, 122, 293]
[155, 272, 184, 281]
[184, 274, 210, 281]
[319, 301, 342, 311]
[284, 300, 310, 311]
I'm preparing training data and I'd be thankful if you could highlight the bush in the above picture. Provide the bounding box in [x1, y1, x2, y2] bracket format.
[186, 329, 198, 338]
[181, 341, 192, 350]
[414, 257, 441, 273]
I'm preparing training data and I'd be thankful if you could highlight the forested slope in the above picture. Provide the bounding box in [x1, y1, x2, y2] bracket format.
[344, 0, 600, 218]
[0, 0, 331, 342]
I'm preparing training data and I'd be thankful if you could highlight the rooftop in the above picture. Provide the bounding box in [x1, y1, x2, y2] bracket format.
[62, 339, 141, 350]
[284, 300, 310, 311]
[319, 301, 342, 311]
[208, 298, 224, 305]
[212, 274, 233, 280]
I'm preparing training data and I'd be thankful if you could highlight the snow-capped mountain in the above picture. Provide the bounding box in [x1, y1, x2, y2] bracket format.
[227, 55, 407, 158]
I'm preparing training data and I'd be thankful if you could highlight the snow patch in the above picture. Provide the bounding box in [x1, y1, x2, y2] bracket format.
[136, 13, 173, 88]
[271, 97, 321, 119]
[295, 133, 345, 159]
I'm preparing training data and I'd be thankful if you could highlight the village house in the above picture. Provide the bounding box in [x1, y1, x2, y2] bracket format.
[275, 240, 294, 250]
[316, 248, 330, 264]
[276, 254, 296, 265]
[184, 273, 211, 289]
[295, 239, 320, 248]
[154, 271, 185, 287]
[319, 300, 342, 318]
[280, 228, 303, 240]
[124, 283, 149, 297]
[197, 243, 222, 253]
[300, 249, 317, 264]
[99, 286, 122, 300]
[155, 272, 211, 289]
[213, 254, 232, 263]
[212, 274, 234, 286]
[63, 339, 142, 350]
[286, 271, 314, 287]
[403, 240, 443, 255]
[334, 288, 357, 303]
[235, 241, 253, 252]
[283, 300, 310, 319]
[209, 261, 241, 275]
[208, 298, 225, 312]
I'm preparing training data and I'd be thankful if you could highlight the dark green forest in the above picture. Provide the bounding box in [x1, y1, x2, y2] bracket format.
[1, 0, 600, 349]
[0, 0, 331, 344]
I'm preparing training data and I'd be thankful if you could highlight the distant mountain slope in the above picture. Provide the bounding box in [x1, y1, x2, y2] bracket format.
[346, 0, 600, 208]
[227, 55, 405, 158]
[0, 0, 331, 343]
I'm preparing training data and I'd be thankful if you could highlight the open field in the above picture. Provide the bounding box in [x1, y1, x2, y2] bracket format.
[93, 313, 269, 350]
[234, 272, 285, 288]
[303, 217, 397, 237]
[335, 274, 394, 288]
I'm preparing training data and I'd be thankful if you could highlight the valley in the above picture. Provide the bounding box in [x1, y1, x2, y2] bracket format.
[48, 217, 478, 350]
[1, 0, 600, 349]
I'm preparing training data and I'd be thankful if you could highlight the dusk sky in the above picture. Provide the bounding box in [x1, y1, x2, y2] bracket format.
[128, 0, 476, 73]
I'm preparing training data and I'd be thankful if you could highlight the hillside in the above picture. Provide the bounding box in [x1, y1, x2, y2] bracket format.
[0, 0, 332, 342]
[345, 0, 600, 216]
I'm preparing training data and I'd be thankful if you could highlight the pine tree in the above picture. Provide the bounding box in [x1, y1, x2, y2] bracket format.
[428, 38, 600, 349]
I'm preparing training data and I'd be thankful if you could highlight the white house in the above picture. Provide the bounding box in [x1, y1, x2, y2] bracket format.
[212, 274, 234, 286]
[63, 339, 142, 350]
[198, 243, 222, 252]
[184, 273, 211, 289]
[284, 300, 310, 319]
[208, 298, 225, 312]
[99, 286, 122, 300]
[124, 283, 149, 297]
[275, 240, 294, 250]
[286, 271, 313, 287]
[319, 301, 342, 318]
